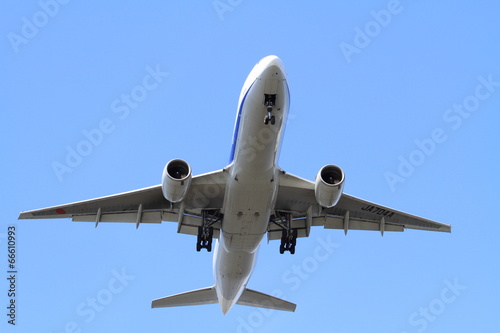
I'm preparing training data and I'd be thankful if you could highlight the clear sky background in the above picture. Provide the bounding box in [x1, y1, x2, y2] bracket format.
[2, 1, 499, 332]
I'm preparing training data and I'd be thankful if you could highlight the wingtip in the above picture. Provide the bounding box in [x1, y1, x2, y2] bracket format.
[18, 211, 30, 220]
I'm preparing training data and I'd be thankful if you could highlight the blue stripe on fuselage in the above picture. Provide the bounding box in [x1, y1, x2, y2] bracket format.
[229, 80, 256, 163]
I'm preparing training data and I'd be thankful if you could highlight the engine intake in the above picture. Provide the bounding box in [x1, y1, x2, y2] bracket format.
[314, 165, 345, 208]
[162, 159, 192, 203]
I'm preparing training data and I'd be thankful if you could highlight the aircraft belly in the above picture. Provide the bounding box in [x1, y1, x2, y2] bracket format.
[222, 171, 278, 252]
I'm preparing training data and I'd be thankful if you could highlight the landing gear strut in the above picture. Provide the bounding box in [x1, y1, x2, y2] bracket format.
[264, 94, 276, 125]
[272, 211, 297, 254]
[196, 210, 220, 252]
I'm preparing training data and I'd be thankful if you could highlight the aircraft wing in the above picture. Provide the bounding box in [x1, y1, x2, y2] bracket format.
[18, 169, 228, 236]
[269, 171, 451, 240]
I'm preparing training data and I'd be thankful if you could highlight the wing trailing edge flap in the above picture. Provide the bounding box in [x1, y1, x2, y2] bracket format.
[176, 213, 221, 239]
[314, 215, 404, 233]
[267, 216, 311, 241]
[72, 205, 222, 237]
[73, 211, 163, 223]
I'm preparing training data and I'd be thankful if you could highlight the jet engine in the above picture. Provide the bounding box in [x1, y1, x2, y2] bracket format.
[161, 159, 192, 203]
[314, 165, 345, 208]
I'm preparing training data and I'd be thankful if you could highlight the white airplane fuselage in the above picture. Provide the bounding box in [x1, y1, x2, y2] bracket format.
[214, 56, 289, 313]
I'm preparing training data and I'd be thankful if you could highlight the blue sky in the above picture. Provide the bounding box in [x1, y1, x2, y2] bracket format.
[2, 1, 499, 332]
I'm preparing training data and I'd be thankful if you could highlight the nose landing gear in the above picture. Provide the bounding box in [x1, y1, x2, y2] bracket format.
[264, 94, 277, 125]
[264, 114, 276, 125]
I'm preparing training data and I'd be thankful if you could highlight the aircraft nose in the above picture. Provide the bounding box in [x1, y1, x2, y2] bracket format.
[260, 55, 286, 75]
[258, 56, 286, 83]
[263, 55, 283, 67]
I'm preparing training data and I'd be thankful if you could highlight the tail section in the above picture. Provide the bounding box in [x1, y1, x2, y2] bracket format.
[152, 286, 296, 313]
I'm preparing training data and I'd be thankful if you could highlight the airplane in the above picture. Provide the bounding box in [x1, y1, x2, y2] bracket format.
[19, 55, 451, 314]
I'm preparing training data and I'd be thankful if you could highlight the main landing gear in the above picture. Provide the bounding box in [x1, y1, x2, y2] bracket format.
[264, 94, 276, 125]
[196, 226, 213, 252]
[272, 211, 297, 254]
[280, 228, 297, 255]
[196, 210, 220, 252]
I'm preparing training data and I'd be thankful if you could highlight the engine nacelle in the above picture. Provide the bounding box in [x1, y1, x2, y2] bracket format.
[161, 159, 192, 203]
[314, 165, 345, 208]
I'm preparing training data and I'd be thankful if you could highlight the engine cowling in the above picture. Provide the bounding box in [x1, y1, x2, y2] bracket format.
[161, 159, 192, 203]
[314, 165, 345, 208]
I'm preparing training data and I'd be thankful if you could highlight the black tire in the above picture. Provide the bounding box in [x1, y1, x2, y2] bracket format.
[270, 116, 276, 125]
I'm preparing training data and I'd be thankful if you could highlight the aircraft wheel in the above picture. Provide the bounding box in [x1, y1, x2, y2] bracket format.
[270, 116, 276, 125]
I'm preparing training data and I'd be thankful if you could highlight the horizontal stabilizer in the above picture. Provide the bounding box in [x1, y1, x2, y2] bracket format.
[237, 288, 296, 312]
[152, 286, 217, 308]
[152, 286, 296, 313]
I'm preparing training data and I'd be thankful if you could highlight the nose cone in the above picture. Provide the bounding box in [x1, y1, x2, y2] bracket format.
[258, 55, 286, 76]
[256, 55, 287, 87]
[260, 55, 283, 68]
